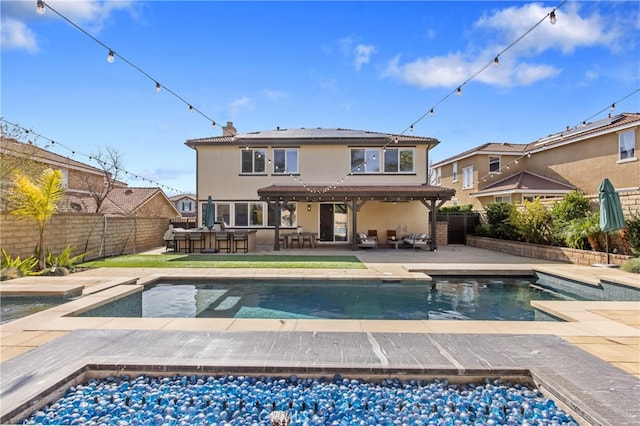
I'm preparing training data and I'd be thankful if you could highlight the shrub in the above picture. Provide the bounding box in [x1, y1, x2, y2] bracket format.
[621, 257, 640, 274]
[562, 211, 602, 250]
[0, 248, 39, 279]
[510, 199, 553, 244]
[551, 191, 593, 246]
[46, 246, 90, 272]
[439, 204, 474, 213]
[485, 202, 517, 240]
[625, 213, 640, 256]
[1, 267, 23, 281]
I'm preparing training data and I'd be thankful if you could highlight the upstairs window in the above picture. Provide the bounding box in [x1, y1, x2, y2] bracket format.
[619, 130, 636, 161]
[241, 148, 266, 174]
[351, 148, 380, 173]
[452, 162, 458, 182]
[489, 156, 500, 173]
[383, 148, 415, 173]
[436, 168, 442, 185]
[273, 148, 299, 174]
[462, 166, 474, 189]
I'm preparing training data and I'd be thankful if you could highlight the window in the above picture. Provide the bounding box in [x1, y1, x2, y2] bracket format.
[59, 169, 68, 188]
[383, 148, 414, 173]
[495, 195, 511, 203]
[489, 156, 500, 173]
[350, 148, 380, 173]
[462, 166, 474, 189]
[241, 149, 266, 174]
[436, 168, 442, 185]
[452, 162, 458, 182]
[234, 202, 265, 227]
[267, 202, 298, 227]
[619, 130, 636, 161]
[273, 148, 298, 174]
[181, 201, 192, 211]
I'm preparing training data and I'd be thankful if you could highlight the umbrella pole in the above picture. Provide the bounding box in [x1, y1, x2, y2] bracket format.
[605, 232, 610, 265]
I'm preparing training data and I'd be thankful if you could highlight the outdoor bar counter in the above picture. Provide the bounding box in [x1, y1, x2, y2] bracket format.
[173, 229, 257, 253]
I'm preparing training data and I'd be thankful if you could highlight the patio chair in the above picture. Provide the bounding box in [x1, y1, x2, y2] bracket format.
[402, 232, 431, 250]
[188, 231, 205, 253]
[233, 232, 249, 253]
[367, 230, 378, 242]
[357, 232, 378, 249]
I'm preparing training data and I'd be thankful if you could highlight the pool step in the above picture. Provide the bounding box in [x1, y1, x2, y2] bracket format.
[215, 296, 241, 311]
[195, 289, 228, 315]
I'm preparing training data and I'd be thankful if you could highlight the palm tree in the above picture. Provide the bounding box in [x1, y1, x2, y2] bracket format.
[9, 168, 65, 270]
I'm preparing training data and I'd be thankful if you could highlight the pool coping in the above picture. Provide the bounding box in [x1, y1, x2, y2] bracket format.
[1, 330, 638, 426]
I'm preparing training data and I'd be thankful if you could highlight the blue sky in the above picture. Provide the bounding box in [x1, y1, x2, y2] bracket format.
[2, 1, 639, 195]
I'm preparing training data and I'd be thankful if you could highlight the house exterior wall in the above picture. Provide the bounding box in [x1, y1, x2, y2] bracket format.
[0, 212, 170, 261]
[136, 194, 184, 218]
[194, 141, 435, 245]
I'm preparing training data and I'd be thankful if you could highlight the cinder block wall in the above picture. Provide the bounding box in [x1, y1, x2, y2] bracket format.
[0, 212, 170, 261]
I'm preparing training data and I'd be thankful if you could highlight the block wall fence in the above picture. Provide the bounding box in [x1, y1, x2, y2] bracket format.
[0, 213, 169, 261]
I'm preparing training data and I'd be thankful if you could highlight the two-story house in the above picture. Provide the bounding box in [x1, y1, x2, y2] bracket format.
[432, 113, 639, 210]
[170, 194, 197, 219]
[186, 123, 455, 250]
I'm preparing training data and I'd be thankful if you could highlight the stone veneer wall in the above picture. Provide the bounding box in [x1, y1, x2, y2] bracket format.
[0, 212, 170, 261]
[466, 235, 632, 266]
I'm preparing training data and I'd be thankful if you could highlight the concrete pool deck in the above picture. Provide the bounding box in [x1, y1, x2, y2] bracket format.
[1, 245, 639, 424]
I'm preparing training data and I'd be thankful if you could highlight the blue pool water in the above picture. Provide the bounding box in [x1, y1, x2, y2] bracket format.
[0, 297, 66, 325]
[82, 277, 572, 321]
[21, 374, 578, 425]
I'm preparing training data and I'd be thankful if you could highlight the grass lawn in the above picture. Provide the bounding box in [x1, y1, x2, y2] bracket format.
[79, 254, 366, 269]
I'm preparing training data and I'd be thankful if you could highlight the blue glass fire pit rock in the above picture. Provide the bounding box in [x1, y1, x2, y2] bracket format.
[22, 374, 578, 425]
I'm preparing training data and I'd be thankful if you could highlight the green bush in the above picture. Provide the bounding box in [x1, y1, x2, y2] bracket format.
[439, 204, 474, 213]
[0, 248, 39, 279]
[621, 257, 640, 274]
[625, 213, 640, 256]
[510, 199, 553, 244]
[485, 202, 517, 240]
[562, 211, 601, 250]
[46, 246, 90, 272]
[551, 191, 593, 246]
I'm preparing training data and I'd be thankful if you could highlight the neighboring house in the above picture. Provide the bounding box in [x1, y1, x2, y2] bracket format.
[431, 113, 639, 210]
[60, 187, 180, 218]
[170, 194, 197, 218]
[186, 122, 455, 249]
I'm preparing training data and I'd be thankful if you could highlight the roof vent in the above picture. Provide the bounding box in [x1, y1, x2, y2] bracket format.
[125, 189, 133, 195]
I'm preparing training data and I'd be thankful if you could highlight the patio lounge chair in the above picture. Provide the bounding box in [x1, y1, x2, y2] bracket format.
[357, 232, 378, 249]
[403, 232, 430, 250]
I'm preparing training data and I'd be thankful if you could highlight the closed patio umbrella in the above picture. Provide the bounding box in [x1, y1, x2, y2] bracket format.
[598, 178, 625, 265]
[202, 196, 217, 252]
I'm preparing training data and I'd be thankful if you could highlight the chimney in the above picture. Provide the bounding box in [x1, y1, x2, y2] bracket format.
[222, 121, 237, 137]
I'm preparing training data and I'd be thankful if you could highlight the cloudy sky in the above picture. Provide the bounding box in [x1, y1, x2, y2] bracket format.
[2, 1, 638, 194]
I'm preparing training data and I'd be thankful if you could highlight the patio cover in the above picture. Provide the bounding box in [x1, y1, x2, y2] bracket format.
[258, 184, 455, 251]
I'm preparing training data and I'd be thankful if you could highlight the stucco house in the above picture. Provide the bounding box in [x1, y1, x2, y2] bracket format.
[186, 123, 455, 250]
[169, 194, 197, 218]
[431, 113, 639, 210]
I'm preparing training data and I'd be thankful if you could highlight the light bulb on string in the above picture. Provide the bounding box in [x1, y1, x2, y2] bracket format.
[107, 50, 115, 63]
[189, 105, 193, 113]
[610, 103, 616, 111]
[37, 0, 45, 15]
[549, 10, 557, 24]
[493, 57, 499, 67]
[429, 108, 434, 117]
[155, 82, 161, 93]
[457, 86, 462, 96]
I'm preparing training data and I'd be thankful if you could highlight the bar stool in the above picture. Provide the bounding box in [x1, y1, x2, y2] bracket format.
[302, 233, 314, 248]
[215, 232, 231, 253]
[288, 233, 300, 248]
[188, 232, 204, 253]
[173, 232, 188, 253]
[233, 232, 248, 253]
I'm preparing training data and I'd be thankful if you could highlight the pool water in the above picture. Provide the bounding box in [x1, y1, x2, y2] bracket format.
[21, 374, 578, 425]
[0, 297, 66, 325]
[133, 277, 572, 321]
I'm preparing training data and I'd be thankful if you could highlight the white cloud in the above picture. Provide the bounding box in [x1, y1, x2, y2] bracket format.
[354, 44, 376, 71]
[384, 2, 624, 89]
[339, 36, 376, 70]
[263, 89, 287, 101]
[0, 18, 37, 51]
[0, 0, 138, 52]
[227, 97, 254, 117]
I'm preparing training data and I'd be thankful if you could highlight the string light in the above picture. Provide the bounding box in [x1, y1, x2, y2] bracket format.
[36, 0, 45, 15]
[549, 10, 557, 24]
[456, 86, 462, 96]
[1, 118, 188, 194]
[155, 82, 161, 93]
[107, 50, 115, 63]
[493, 57, 499, 67]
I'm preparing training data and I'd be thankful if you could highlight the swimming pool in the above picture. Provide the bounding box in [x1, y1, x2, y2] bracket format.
[0, 296, 66, 325]
[79, 277, 574, 321]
